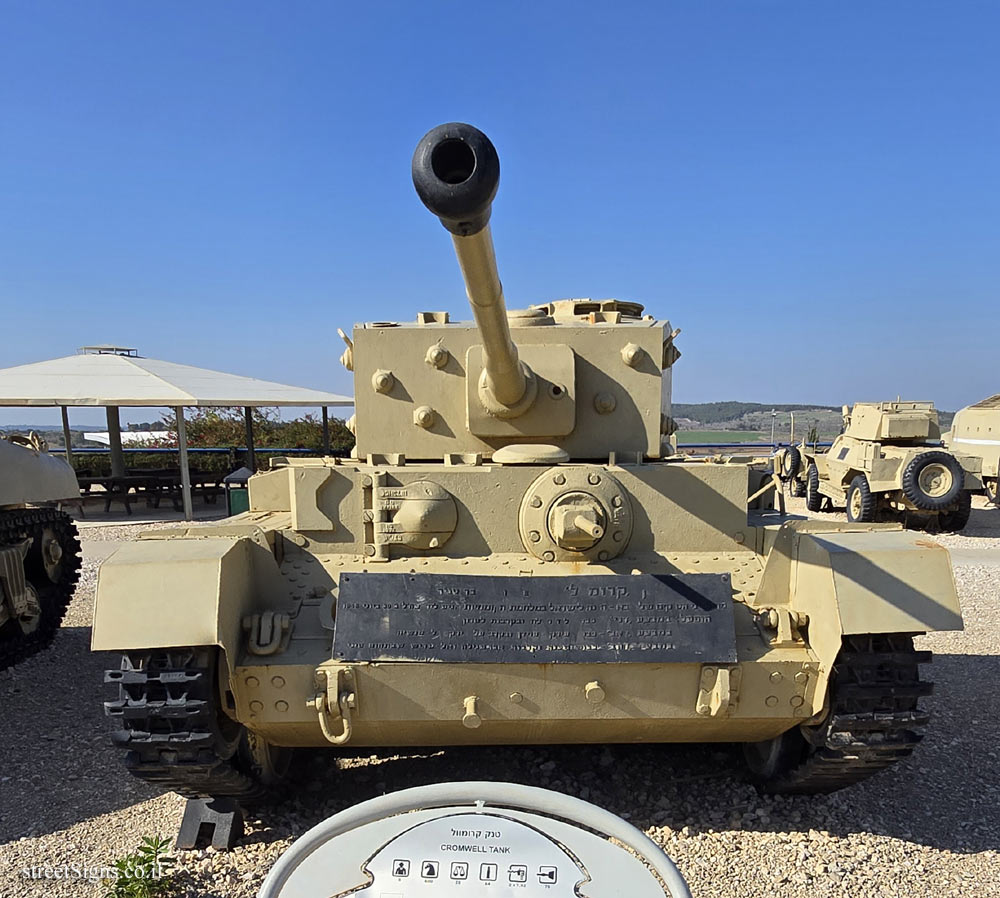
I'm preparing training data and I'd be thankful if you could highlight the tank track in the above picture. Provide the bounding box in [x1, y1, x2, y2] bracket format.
[104, 648, 270, 802]
[0, 507, 81, 670]
[767, 634, 933, 794]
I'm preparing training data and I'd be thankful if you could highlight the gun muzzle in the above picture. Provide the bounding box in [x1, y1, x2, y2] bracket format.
[412, 123, 529, 411]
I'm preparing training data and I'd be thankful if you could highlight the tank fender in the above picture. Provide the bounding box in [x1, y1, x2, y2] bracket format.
[91, 535, 292, 671]
[756, 520, 962, 662]
[798, 528, 961, 634]
[757, 521, 961, 663]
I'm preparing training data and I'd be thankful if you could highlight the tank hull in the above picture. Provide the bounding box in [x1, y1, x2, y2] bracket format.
[94, 458, 961, 772]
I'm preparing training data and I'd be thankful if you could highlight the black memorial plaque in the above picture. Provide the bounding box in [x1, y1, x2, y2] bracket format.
[332, 572, 736, 663]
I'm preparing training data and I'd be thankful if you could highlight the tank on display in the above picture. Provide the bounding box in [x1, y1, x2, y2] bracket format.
[800, 401, 981, 530]
[1, 433, 82, 669]
[93, 123, 963, 803]
[945, 394, 1000, 505]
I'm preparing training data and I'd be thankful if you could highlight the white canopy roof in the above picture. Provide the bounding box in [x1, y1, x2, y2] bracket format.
[0, 354, 353, 408]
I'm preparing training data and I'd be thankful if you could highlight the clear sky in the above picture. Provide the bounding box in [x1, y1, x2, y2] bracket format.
[2, 1, 997, 427]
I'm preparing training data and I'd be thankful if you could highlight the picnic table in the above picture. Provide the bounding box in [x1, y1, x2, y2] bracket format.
[76, 469, 225, 514]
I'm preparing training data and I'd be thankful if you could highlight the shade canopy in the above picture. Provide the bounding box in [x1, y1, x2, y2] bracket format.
[0, 352, 354, 522]
[0, 353, 353, 408]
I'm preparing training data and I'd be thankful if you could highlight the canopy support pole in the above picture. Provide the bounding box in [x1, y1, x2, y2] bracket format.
[60, 406, 74, 468]
[322, 407, 330, 456]
[244, 407, 256, 473]
[106, 405, 126, 477]
[176, 406, 193, 521]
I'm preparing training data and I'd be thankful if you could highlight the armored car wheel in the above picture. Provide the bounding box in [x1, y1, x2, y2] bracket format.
[105, 647, 292, 804]
[0, 508, 81, 671]
[804, 463, 822, 512]
[938, 490, 972, 532]
[845, 475, 878, 523]
[901, 451, 964, 511]
[744, 634, 931, 794]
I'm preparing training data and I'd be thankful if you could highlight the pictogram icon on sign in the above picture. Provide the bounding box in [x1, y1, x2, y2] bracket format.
[508, 865, 528, 883]
[392, 860, 411, 877]
[538, 866, 558, 883]
[480, 863, 498, 881]
[451, 862, 469, 880]
[422, 861, 439, 878]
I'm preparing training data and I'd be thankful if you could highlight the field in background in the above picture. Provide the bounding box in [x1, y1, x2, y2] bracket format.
[676, 430, 768, 444]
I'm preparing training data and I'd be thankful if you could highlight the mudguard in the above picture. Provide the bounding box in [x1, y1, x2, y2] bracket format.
[757, 520, 961, 664]
[91, 532, 290, 672]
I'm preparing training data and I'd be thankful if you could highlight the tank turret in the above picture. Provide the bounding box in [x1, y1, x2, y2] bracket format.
[345, 123, 679, 461]
[844, 401, 940, 443]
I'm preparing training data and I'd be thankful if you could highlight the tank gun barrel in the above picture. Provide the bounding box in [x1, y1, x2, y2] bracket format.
[412, 123, 529, 410]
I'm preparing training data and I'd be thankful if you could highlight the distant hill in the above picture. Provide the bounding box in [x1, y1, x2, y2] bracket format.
[673, 402, 840, 426]
[673, 401, 954, 436]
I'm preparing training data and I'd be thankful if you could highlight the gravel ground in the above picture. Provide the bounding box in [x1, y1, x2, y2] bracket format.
[2, 501, 999, 897]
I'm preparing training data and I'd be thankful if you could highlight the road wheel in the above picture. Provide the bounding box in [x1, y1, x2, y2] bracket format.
[237, 729, 294, 787]
[0, 509, 81, 671]
[901, 451, 964, 511]
[790, 479, 807, 498]
[938, 490, 972, 532]
[745, 634, 930, 794]
[805, 463, 822, 512]
[846, 475, 877, 523]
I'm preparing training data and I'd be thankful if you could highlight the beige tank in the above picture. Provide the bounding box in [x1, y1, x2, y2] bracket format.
[93, 124, 963, 802]
[800, 401, 981, 531]
[944, 394, 1000, 505]
[1, 433, 82, 669]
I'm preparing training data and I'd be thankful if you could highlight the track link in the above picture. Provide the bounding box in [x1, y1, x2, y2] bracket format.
[104, 648, 271, 802]
[766, 634, 933, 793]
[0, 507, 81, 670]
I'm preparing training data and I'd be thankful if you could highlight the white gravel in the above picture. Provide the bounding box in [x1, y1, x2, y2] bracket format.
[2, 501, 998, 897]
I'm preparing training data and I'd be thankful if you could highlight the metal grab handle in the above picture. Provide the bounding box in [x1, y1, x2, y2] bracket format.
[308, 668, 356, 745]
[308, 690, 354, 744]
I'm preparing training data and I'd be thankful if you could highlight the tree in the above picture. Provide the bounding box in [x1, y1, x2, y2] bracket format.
[156, 407, 354, 452]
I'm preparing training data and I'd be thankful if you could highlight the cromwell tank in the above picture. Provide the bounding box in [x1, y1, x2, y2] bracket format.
[93, 123, 963, 801]
[1, 433, 82, 669]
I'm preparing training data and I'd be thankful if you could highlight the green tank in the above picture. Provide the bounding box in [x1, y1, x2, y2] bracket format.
[93, 124, 962, 804]
[1, 433, 82, 669]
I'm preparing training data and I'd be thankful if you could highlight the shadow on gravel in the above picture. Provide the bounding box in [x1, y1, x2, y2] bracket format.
[236, 650, 1000, 858]
[0, 627, 161, 844]
[955, 506, 1000, 538]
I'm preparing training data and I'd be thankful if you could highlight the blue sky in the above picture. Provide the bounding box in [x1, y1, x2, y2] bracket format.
[1, 1, 997, 427]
